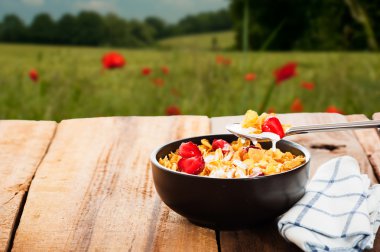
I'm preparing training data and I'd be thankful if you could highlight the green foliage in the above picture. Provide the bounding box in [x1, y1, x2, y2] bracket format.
[102, 14, 131, 47]
[74, 11, 105, 46]
[29, 13, 57, 43]
[128, 20, 155, 47]
[0, 14, 27, 42]
[231, 0, 310, 50]
[230, 0, 380, 51]
[0, 44, 378, 121]
[176, 9, 233, 35]
[366, 0, 380, 44]
[0, 9, 232, 48]
[56, 14, 77, 44]
[145, 16, 167, 39]
[294, 1, 368, 50]
[158, 31, 235, 50]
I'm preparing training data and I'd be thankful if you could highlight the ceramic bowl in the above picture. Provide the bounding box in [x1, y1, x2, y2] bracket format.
[150, 134, 310, 229]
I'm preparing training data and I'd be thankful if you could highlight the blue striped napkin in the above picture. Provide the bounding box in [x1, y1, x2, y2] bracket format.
[278, 156, 380, 252]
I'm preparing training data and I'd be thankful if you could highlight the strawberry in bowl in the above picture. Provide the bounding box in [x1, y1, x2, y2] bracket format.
[150, 134, 310, 229]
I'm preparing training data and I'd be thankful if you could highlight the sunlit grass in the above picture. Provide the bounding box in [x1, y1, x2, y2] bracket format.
[0, 43, 379, 121]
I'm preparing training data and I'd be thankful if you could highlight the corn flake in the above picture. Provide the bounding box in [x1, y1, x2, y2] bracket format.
[159, 138, 306, 178]
[241, 110, 286, 134]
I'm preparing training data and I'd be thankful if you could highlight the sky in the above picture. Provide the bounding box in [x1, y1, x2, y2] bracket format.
[0, 0, 229, 24]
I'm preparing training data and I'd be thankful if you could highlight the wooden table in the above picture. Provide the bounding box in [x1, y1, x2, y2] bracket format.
[1, 113, 379, 251]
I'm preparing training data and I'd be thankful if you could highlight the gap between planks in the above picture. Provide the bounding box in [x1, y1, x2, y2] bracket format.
[0, 121, 57, 252]
[11, 116, 218, 252]
[6, 124, 58, 252]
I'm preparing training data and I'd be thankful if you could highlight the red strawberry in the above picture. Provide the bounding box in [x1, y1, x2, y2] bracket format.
[178, 141, 202, 158]
[212, 139, 231, 154]
[261, 117, 285, 138]
[178, 156, 205, 175]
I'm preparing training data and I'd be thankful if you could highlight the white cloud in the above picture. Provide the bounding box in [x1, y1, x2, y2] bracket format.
[22, 0, 44, 6]
[74, 0, 116, 12]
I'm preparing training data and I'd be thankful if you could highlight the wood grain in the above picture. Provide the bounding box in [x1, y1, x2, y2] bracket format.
[346, 114, 380, 182]
[373, 113, 380, 121]
[220, 221, 300, 252]
[12, 116, 217, 251]
[212, 113, 379, 251]
[0, 121, 57, 252]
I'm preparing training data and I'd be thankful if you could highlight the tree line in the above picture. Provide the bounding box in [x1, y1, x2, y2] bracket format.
[231, 0, 380, 51]
[2, 0, 379, 51]
[0, 9, 232, 47]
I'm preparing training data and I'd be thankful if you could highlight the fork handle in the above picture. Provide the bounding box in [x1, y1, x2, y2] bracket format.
[286, 120, 380, 136]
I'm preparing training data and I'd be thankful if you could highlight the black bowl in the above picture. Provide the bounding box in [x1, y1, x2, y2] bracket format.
[150, 134, 310, 230]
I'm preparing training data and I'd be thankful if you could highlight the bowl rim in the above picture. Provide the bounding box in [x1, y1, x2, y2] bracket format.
[150, 133, 311, 180]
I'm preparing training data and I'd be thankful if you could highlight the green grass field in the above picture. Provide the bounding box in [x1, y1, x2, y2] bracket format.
[158, 31, 235, 50]
[0, 42, 379, 121]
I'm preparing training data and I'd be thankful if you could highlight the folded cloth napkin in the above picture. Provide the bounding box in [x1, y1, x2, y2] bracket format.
[278, 156, 380, 252]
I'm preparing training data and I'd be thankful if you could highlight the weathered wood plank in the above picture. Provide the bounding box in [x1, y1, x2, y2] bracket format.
[346, 114, 380, 182]
[220, 221, 300, 252]
[12, 116, 217, 251]
[374, 113, 380, 121]
[212, 113, 379, 251]
[0, 121, 57, 252]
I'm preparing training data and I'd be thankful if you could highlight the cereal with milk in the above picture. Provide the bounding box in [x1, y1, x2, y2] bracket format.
[159, 110, 304, 178]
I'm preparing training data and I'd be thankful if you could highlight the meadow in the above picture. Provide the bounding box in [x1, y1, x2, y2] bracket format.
[158, 31, 235, 50]
[0, 42, 379, 121]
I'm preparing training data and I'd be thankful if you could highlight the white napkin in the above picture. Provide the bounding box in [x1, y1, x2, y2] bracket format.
[278, 156, 380, 252]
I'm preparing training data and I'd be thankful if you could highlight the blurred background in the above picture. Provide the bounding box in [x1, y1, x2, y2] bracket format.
[0, 0, 379, 120]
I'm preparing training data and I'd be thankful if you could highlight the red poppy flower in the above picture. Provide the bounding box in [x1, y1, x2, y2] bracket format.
[161, 66, 169, 75]
[141, 67, 152, 76]
[102, 52, 125, 69]
[274, 62, 297, 85]
[301, 81, 315, 90]
[166, 105, 181, 116]
[152, 78, 164, 87]
[215, 55, 225, 64]
[290, 98, 303, 112]
[267, 107, 275, 114]
[29, 69, 39, 82]
[222, 58, 232, 66]
[326, 105, 344, 114]
[245, 73, 256, 81]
